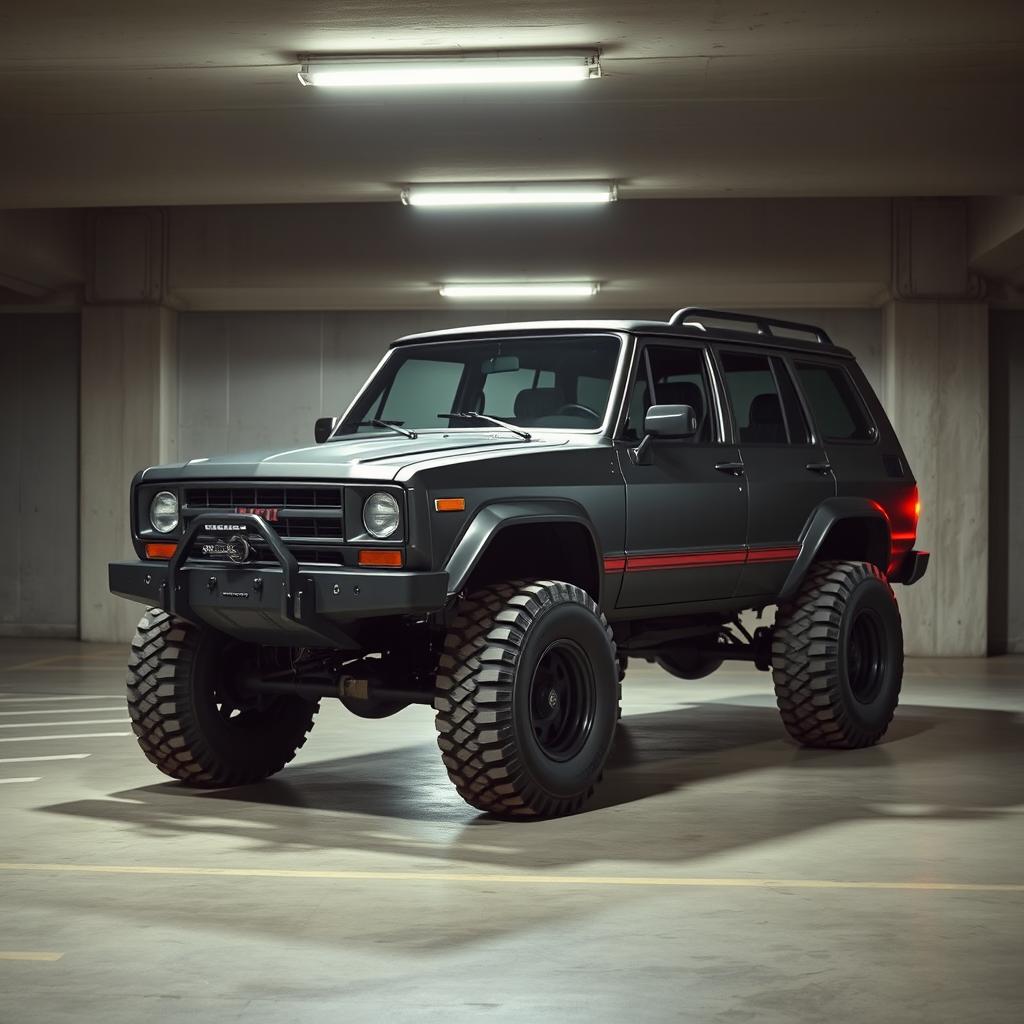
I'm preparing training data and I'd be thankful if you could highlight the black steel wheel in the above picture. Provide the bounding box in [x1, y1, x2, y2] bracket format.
[434, 580, 620, 818]
[126, 608, 319, 786]
[772, 560, 903, 748]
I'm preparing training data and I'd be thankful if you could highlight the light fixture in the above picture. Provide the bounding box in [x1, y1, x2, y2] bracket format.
[440, 283, 600, 300]
[298, 51, 601, 88]
[402, 182, 617, 207]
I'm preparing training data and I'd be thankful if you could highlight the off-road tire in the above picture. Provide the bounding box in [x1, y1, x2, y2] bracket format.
[434, 580, 619, 818]
[127, 608, 319, 786]
[772, 560, 903, 748]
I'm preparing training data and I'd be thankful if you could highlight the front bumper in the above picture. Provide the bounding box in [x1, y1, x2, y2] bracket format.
[109, 513, 448, 647]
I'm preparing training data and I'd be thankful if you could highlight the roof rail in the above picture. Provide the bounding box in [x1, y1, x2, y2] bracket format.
[669, 307, 834, 346]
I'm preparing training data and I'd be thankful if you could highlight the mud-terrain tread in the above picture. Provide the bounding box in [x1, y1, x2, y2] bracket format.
[434, 580, 618, 818]
[772, 560, 902, 749]
[126, 608, 318, 786]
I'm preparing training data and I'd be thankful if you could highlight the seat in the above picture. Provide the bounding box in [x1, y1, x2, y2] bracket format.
[513, 386, 565, 423]
[741, 392, 787, 443]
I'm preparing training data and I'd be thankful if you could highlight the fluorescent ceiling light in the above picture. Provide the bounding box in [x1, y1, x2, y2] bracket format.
[440, 283, 600, 300]
[298, 52, 601, 88]
[403, 182, 617, 207]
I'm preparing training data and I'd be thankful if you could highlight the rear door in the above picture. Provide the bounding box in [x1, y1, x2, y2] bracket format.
[714, 348, 836, 598]
[614, 342, 748, 609]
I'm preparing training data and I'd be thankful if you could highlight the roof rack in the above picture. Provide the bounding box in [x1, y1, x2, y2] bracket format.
[669, 307, 834, 346]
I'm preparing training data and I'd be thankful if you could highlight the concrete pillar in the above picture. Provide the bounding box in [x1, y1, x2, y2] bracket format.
[79, 305, 177, 643]
[79, 209, 178, 642]
[883, 300, 988, 655]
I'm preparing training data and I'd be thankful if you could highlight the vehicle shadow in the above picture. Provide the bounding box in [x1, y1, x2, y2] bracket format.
[40, 698, 1023, 873]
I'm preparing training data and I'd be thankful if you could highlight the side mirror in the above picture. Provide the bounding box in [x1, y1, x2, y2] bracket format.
[633, 404, 698, 464]
[315, 416, 339, 444]
[644, 404, 697, 438]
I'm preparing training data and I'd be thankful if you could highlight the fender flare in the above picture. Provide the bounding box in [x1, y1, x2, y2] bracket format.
[778, 497, 892, 604]
[444, 499, 604, 602]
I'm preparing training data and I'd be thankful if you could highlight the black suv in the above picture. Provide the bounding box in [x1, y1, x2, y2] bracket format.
[110, 308, 928, 818]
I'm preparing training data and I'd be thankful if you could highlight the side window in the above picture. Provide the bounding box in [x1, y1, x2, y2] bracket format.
[794, 362, 875, 442]
[772, 358, 811, 445]
[719, 350, 792, 445]
[624, 346, 715, 443]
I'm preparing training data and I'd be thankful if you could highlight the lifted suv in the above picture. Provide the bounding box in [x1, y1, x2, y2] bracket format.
[111, 307, 928, 818]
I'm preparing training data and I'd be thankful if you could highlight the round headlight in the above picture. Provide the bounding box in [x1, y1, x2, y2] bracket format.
[363, 492, 400, 539]
[149, 491, 179, 534]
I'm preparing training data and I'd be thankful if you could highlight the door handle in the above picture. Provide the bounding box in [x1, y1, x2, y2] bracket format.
[715, 461, 745, 476]
[805, 462, 832, 474]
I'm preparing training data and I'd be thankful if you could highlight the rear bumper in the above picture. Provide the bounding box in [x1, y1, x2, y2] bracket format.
[109, 512, 448, 647]
[889, 549, 930, 586]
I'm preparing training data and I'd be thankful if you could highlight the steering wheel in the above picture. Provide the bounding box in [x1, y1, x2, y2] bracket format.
[555, 403, 601, 422]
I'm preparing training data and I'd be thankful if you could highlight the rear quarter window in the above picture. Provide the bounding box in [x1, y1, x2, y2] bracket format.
[794, 361, 876, 442]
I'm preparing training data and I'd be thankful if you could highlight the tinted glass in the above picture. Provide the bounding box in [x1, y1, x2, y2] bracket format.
[625, 346, 715, 443]
[719, 351, 789, 444]
[772, 358, 811, 445]
[794, 362, 875, 442]
[341, 336, 620, 434]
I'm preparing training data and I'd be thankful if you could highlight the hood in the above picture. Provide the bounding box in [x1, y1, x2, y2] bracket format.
[140, 430, 570, 483]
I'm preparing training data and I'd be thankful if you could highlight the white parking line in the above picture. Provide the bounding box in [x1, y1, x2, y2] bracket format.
[0, 777, 41, 785]
[0, 732, 131, 743]
[0, 719, 127, 730]
[0, 696, 122, 703]
[0, 708, 124, 717]
[0, 754, 91, 764]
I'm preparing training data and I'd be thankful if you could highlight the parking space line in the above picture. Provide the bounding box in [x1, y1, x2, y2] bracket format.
[0, 754, 90, 764]
[0, 708, 124, 717]
[0, 696, 122, 703]
[0, 952, 64, 962]
[0, 719, 127, 730]
[0, 733, 130, 744]
[0, 862, 1021, 894]
[0, 777, 42, 785]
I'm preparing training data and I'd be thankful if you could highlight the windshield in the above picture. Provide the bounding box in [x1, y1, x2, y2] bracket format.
[336, 335, 622, 437]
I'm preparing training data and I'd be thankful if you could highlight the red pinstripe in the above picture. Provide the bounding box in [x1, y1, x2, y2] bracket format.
[603, 545, 799, 574]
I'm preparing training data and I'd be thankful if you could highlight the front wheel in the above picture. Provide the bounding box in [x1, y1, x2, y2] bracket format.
[771, 560, 903, 748]
[126, 609, 319, 786]
[434, 580, 620, 818]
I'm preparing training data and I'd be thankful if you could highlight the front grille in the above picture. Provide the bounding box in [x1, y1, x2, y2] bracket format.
[183, 483, 345, 563]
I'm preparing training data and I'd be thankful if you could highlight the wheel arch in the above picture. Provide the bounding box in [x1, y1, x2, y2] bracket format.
[444, 500, 604, 605]
[779, 498, 892, 604]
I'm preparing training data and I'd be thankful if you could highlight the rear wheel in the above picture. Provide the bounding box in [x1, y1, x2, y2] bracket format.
[126, 608, 319, 786]
[771, 560, 903, 748]
[434, 580, 619, 818]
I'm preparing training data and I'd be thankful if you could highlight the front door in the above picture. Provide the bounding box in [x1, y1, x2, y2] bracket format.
[713, 348, 836, 598]
[614, 343, 748, 610]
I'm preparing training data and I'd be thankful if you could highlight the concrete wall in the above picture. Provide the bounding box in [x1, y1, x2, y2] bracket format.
[177, 308, 882, 459]
[79, 306, 178, 643]
[989, 311, 1024, 653]
[0, 313, 79, 636]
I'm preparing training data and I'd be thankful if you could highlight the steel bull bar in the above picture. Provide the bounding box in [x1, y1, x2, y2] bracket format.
[108, 513, 448, 648]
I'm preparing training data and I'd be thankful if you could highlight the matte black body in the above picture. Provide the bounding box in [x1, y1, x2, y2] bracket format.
[110, 315, 927, 652]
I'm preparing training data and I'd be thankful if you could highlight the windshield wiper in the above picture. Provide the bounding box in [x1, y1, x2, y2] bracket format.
[438, 411, 532, 441]
[355, 419, 418, 439]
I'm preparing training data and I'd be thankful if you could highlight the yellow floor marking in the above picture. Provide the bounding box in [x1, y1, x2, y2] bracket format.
[0, 862, 1021, 893]
[0, 952, 63, 962]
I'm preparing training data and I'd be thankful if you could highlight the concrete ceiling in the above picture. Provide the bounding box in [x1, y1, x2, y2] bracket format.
[2, 1, 1024, 208]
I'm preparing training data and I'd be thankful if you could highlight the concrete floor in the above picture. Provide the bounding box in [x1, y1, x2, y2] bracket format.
[1, 638, 1022, 1023]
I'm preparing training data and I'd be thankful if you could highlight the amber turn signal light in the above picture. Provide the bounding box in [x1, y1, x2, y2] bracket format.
[434, 497, 466, 512]
[145, 543, 178, 560]
[358, 549, 403, 568]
